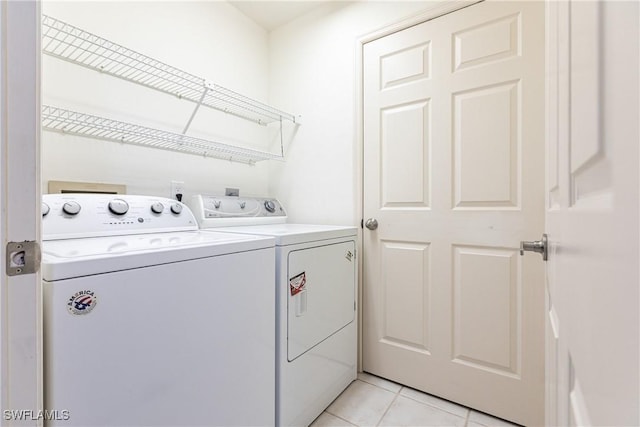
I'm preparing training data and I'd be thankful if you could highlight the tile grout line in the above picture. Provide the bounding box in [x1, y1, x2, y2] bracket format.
[463, 408, 471, 427]
[324, 379, 360, 421]
[360, 375, 472, 426]
[357, 375, 403, 394]
[374, 385, 403, 427]
[398, 391, 471, 421]
[355, 374, 517, 427]
[324, 411, 358, 427]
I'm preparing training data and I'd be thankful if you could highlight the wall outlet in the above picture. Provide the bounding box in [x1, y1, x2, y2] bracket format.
[225, 187, 240, 197]
[171, 181, 185, 201]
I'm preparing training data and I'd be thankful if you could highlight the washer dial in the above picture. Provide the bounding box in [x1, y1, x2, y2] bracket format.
[108, 199, 129, 215]
[62, 201, 81, 216]
[150, 202, 164, 214]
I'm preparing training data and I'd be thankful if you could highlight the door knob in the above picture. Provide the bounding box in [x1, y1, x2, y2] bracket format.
[520, 234, 548, 261]
[365, 218, 378, 230]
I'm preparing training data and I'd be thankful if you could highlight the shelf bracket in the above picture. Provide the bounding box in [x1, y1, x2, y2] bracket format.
[279, 117, 284, 157]
[182, 83, 210, 135]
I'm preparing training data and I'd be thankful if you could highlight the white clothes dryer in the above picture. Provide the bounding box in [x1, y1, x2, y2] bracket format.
[42, 194, 276, 427]
[191, 195, 357, 427]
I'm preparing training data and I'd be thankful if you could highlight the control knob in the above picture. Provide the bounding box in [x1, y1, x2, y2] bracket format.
[264, 200, 276, 213]
[42, 202, 50, 217]
[62, 201, 81, 216]
[150, 202, 164, 214]
[170, 203, 183, 214]
[108, 199, 129, 215]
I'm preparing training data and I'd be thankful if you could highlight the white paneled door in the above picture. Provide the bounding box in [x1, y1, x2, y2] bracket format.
[545, 1, 639, 425]
[362, 1, 545, 425]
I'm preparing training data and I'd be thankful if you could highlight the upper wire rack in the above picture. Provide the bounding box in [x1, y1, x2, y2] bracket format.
[42, 105, 284, 165]
[41, 14, 297, 126]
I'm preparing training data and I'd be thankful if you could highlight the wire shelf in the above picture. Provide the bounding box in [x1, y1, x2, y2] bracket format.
[42, 105, 284, 165]
[42, 14, 298, 126]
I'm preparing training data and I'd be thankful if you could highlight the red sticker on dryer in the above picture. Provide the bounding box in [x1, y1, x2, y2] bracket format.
[289, 272, 306, 296]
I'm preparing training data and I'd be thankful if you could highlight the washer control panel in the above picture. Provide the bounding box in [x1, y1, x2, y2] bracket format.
[191, 194, 287, 228]
[42, 194, 197, 240]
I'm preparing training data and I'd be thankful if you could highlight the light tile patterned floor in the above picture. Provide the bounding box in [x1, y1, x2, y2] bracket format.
[311, 373, 522, 427]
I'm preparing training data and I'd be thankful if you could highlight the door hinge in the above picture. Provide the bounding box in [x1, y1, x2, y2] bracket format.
[6, 240, 41, 276]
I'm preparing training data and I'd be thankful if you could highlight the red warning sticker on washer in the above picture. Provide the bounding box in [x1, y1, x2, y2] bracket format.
[289, 272, 306, 296]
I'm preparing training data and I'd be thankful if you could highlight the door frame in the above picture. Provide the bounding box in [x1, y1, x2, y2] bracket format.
[354, 0, 483, 372]
[0, 1, 42, 425]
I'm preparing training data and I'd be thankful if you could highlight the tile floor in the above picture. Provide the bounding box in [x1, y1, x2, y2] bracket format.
[311, 372, 522, 427]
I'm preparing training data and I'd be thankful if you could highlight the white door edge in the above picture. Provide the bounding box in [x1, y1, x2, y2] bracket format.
[0, 1, 42, 426]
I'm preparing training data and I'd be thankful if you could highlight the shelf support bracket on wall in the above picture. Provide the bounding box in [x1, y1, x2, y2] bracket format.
[182, 83, 211, 135]
[279, 117, 284, 157]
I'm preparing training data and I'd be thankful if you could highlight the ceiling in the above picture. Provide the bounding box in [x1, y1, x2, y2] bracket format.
[228, 1, 331, 31]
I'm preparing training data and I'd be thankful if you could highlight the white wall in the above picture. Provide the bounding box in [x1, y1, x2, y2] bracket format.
[42, 0, 445, 216]
[268, 1, 440, 224]
[42, 1, 272, 199]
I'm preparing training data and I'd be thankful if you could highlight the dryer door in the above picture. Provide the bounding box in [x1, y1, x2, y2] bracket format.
[287, 240, 356, 361]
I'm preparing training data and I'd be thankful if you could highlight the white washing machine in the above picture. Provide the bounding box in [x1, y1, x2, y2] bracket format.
[190, 195, 357, 427]
[42, 194, 276, 427]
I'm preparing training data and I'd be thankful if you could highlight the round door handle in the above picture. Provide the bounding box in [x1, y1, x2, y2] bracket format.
[520, 233, 548, 261]
[365, 218, 378, 230]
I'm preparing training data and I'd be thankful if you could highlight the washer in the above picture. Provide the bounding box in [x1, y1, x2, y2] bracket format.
[42, 194, 276, 427]
[191, 195, 357, 427]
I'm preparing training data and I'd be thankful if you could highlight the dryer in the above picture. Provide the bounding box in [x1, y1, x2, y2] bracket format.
[42, 194, 276, 426]
[191, 195, 357, 427]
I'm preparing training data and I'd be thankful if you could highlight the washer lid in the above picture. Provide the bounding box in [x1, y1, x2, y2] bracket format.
[42, 231, 274, 281]
[213, 224, 357, 246]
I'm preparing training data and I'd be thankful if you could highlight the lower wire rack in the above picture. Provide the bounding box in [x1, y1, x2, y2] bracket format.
[41, 105, 284, 165]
